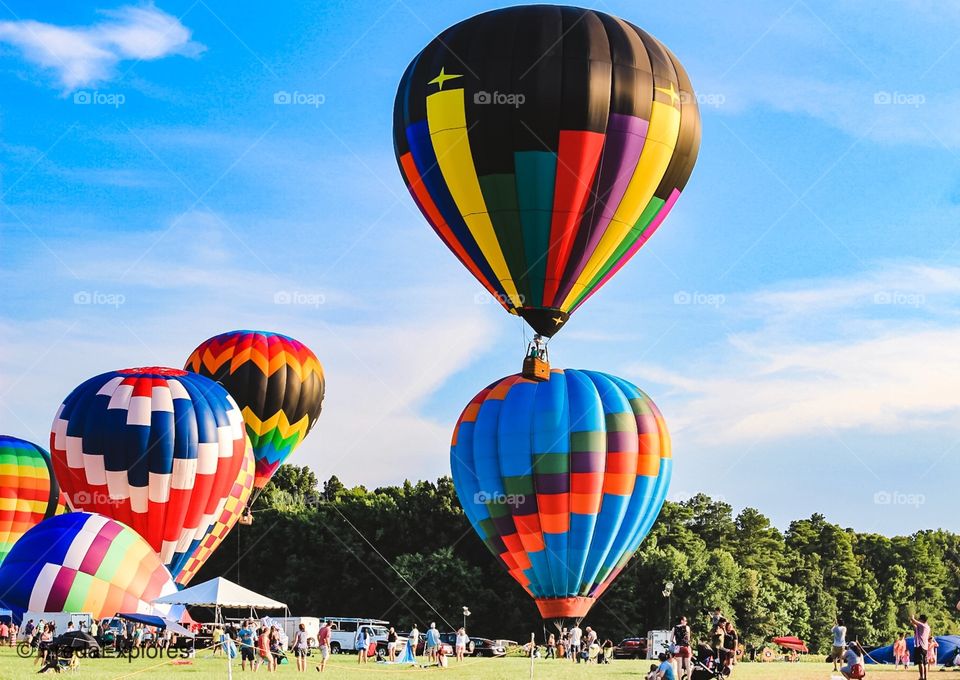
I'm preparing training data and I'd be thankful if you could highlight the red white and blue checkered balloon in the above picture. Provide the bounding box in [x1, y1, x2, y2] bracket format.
[50, 367, 249, 580]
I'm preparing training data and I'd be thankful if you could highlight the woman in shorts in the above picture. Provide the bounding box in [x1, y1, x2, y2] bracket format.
[256, 626, 272, 671]
[292, 623, 309, 672]
[456, 627, 469, 662]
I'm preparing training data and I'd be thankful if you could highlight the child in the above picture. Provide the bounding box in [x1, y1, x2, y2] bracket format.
[893, 632, 908, 669]
[646, 663, 660, 680]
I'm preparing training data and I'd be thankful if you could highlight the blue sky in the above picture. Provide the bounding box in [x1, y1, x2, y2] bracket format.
[2, 0, 960, 536]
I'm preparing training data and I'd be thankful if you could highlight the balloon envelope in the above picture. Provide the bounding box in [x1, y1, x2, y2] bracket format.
[184, 330, 324, 490]
[450, 369, 671, 619]
[394, 6, 701, 336]
[174, 444, 255, 586]
[0, 435, 67, 566]
[0, 512, 177, 620]
[50, 367, 248, 579]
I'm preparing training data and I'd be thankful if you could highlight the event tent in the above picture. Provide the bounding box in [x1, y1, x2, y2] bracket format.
[866, 635, 960, 666]
[152, 577, 287, 679]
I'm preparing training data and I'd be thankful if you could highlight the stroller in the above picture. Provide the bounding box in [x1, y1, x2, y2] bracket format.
[37, 632, 101, 674]
[691, 644, 731, 680]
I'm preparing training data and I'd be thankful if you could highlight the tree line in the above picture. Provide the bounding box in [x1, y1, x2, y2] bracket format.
[196, 466, 960, 653]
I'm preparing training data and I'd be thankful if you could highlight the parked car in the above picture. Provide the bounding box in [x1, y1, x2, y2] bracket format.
[469, 637, 506, 657]
[613, 637, 647, 659]
[320, 617, 391, 654]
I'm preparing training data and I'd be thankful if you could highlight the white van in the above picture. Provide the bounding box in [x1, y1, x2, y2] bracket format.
[271, 617, 321, 649]
[24, 612, 93, 635]
[319, 617, 391, 654]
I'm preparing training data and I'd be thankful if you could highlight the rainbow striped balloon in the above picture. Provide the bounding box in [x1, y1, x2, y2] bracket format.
[451, 369, 671, 620]
[0, 436, 67, 566]
[175, 444, 255, 586]
[0, 512, 177, 619]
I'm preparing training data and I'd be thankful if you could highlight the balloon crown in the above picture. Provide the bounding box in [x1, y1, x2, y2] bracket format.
[117, 367, 189, 377]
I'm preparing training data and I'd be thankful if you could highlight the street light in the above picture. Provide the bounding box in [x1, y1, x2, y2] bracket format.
[462, 606, 471, 631]
[662, 581, 674, 629]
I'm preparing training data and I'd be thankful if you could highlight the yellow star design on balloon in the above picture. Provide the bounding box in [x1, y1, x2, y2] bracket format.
[553, 316, 564, 326]
[428, 67, 464, 91]
[655, 82, 681, 105]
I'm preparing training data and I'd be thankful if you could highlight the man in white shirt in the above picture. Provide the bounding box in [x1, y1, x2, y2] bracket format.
[830, 617, 847, 672]
[569, 624, 583, 661]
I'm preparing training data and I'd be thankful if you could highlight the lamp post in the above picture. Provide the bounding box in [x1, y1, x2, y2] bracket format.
[462, 606, 471, 631]
[662, 581, 674, 629]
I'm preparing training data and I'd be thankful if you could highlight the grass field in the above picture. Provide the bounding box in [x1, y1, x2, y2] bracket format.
[0, 647, 945, 680]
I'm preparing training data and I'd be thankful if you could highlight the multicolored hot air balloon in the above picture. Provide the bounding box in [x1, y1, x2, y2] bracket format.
[50, 367, 248, 580]
[184, 330, 325, 493]
[394, 6, 701, 338]
[450, 369, 671, 620]
[0, 435, 67, 565]
[175, 445, 255, 586]
[0, 512, 177, 620]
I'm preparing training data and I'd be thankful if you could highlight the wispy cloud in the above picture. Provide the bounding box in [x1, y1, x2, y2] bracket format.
[627, 263, 960, 443]
[0, 5, 203, 90]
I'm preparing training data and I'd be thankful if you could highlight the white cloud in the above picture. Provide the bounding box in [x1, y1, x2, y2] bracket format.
[627, 263, 960, 444]
[0, 5, 203, 90]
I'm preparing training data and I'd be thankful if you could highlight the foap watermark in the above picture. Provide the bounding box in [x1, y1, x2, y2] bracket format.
[674, 290, 725, 308]
[874, 91, 925, 107]
[474, 291, 525, 306]
[73, 291, 125, 308]
[474, 490, 526, 508]
[73, 90, 126, 108]
[873, 290, 925, 307]
[69, 490, 126, 506]
[873, 490, 925, 508]
[274, 90, 325, 107]
[681, 91, 726, 108]
[474, 90, 525, 108]
[274, 290, 326, 307]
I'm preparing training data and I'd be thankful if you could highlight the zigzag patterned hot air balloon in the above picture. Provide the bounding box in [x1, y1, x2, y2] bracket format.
[50, 367, 248, 580]
[0, 435, 68, 566]
[394, 6, 701, 338]
[175, 444, 255, 586]
[0, 512, 177, 620]
[184, 330, 324, 493]
[450, 369, 671, 620]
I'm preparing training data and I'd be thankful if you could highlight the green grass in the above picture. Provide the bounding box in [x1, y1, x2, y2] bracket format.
[0, 647, 943, 679]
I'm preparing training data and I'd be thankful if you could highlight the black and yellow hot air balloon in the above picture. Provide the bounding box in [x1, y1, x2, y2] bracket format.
[393, 5, 701, 342]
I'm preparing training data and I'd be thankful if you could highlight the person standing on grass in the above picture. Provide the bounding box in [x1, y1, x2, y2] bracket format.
[671, 615, 692, 680]
[291, 622, 309, 672]
[456, 628, 469, 662]
[387, 627, 398, 662]
[256, 626, 272, 672]
[356, 627, 371, 665]
[238, 621, 256, 672]
[894, 632, 908, 669]
[426, 622, 440, 663]
[546, 633, 556, 659]
[911, 614, 931, 680]
[830, 616, 847, 672]
[569, 623, 583, 662]
[408, 624, 420, 660]
[315, 621, 332, 672]
[927, 633, 939, 670]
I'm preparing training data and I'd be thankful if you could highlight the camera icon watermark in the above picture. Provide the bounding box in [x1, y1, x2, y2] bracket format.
[873, 490, 925, 508]
[73, 291, 125, 308]
[474, 490, 526, 507]
[474, 291, 525, 306]
[673, 290, 725, 308]
[273, 90, 325, 107]
[273, 290, 326, 307]
[473, 90, 525, 108]
[73, 90, 126, 108]
[873, 91, 925, 107]
[69, 490, 125, 506]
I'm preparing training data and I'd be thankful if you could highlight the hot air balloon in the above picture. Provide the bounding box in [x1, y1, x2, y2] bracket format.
[184, 330, 325, 499]
[174, 445, 255, 586]
[49, 367, 248, 580]
[450, 369, 671, 621]
[0, 512, 177, 620]
[394, 6, 700, 364]
[0, 435, 67, 565]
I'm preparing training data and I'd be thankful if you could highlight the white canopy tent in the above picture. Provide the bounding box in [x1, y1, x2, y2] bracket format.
[153, 577, 288, 678]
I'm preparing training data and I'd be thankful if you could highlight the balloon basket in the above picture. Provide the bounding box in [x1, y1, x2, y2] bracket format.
[522, 336, 550, 382]
[238, 509, 253, 526]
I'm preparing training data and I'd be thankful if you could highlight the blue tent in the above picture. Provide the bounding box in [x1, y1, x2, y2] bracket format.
[866, 635, 960, 666]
